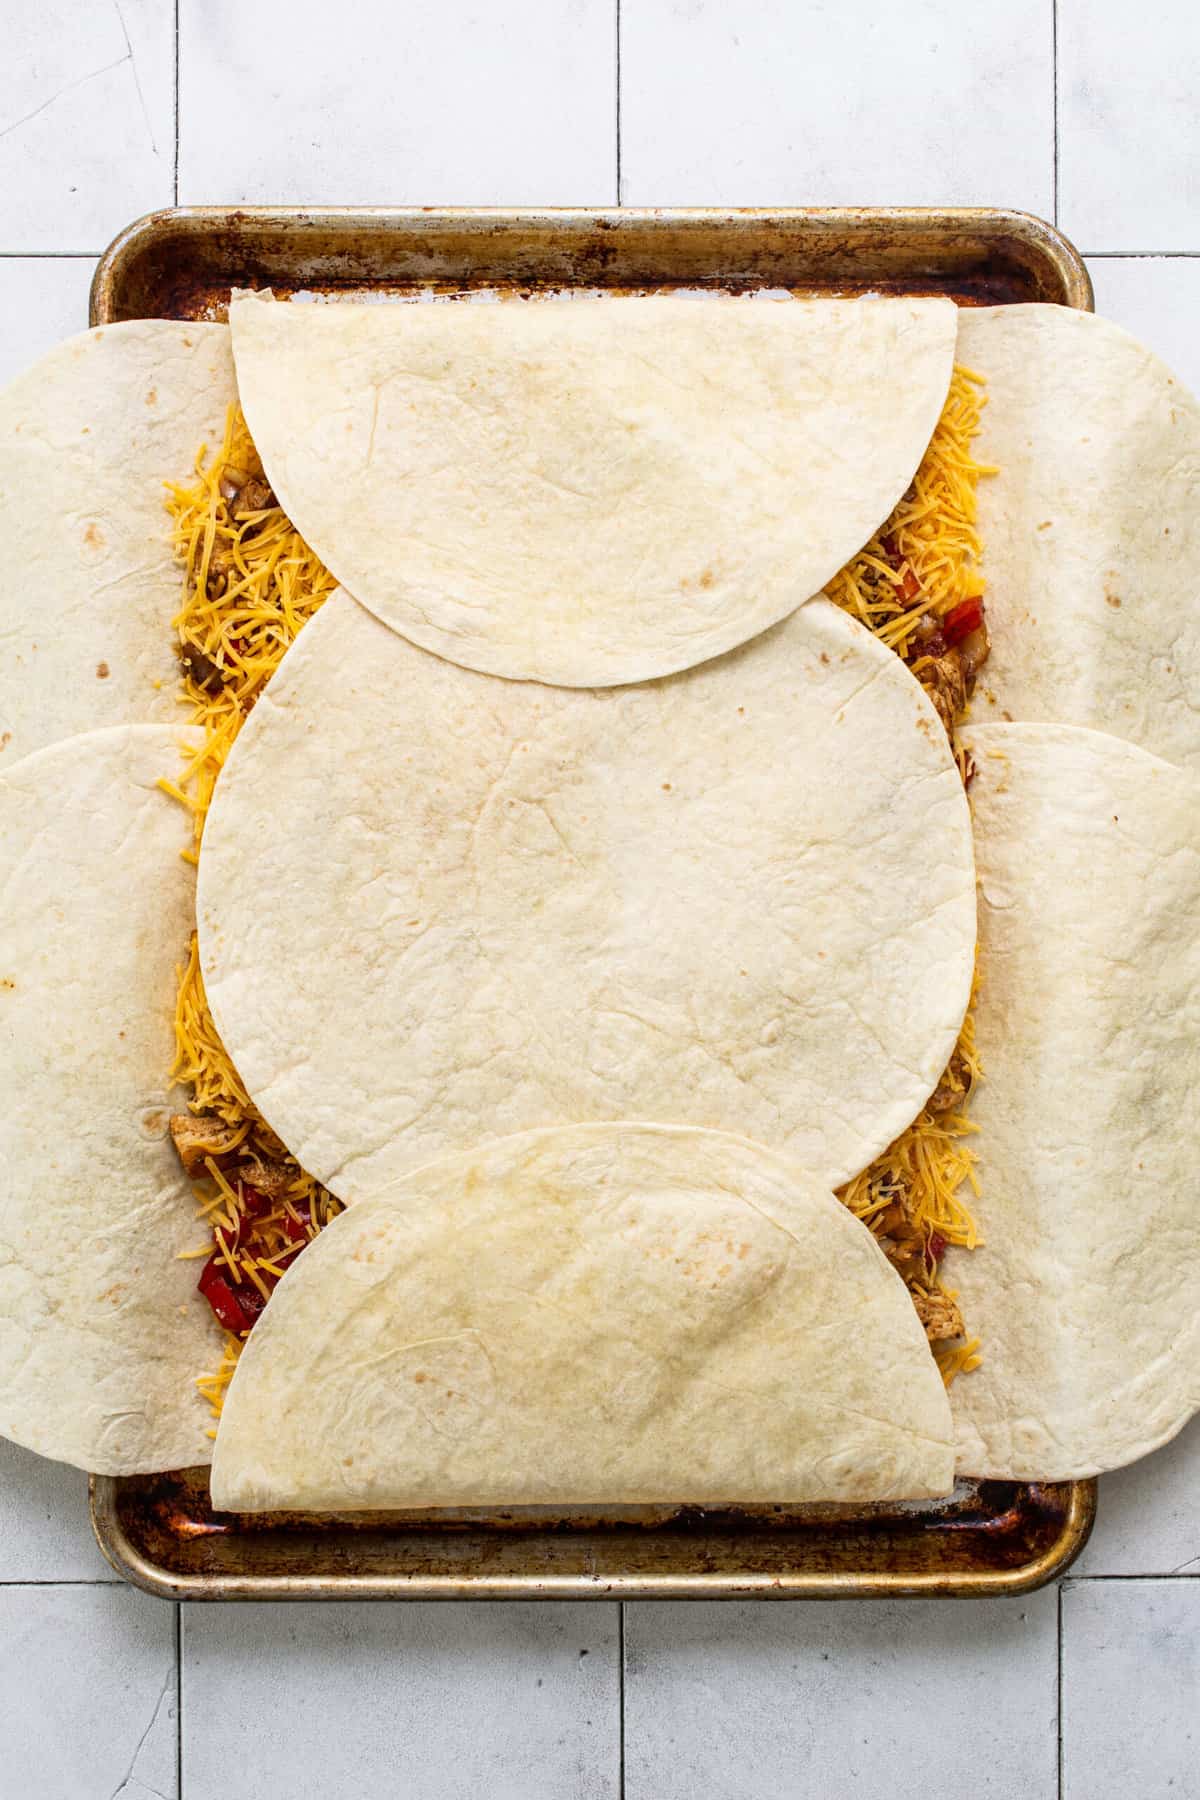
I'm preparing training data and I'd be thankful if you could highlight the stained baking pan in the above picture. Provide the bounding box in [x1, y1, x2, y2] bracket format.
[89, 205, 1096, 1600]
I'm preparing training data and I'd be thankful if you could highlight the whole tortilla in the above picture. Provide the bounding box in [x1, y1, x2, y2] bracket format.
[0, 320, 236, 766]
[958, 305, 1200, 767]
[0, 725, 220, 1474]
[210, 1123, 954, 1510]
[197, 590, 976, 1198]
[228, 291, 957, 686]
[952, 722, 1200, 1480]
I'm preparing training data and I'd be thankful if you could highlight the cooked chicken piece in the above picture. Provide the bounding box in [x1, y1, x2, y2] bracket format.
[928, 1047, 972, 1117]
[916, 650, 967, 735]
[205, 545, 237, 600]
[236, 1154, 293, 1201]
[912, 1287, 966, 1343]
[169, 1112, 243, 1177]
[958, 616, 991, 688]
[874, 1198, 930, 1285]
[229, 475, 275, 519]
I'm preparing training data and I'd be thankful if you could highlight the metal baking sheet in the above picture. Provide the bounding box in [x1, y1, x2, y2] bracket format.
[90, 204, 1094, 322]
[88, 205, 1097, 1600]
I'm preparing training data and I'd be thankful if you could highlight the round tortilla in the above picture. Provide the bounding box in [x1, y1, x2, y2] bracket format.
[951, 722, 1200, 1480]
[958, 304, 1200, 767]
[197, 589, 976, 1198]
[0, 320, 236, 767]
[0, 725, 220, 1475]
[209, 1123, 954, 1510]
[228, 291, 957, 686]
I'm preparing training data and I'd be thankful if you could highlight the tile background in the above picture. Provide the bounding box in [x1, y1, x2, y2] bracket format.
[1, 1, 1197, 1794]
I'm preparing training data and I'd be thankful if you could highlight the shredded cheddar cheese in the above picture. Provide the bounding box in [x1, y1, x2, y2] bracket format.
[165, 405, 341, 1419]
[826, 363, 992, 654]
[830, 362, 991, 1374]
[167, 369, 990, 1411]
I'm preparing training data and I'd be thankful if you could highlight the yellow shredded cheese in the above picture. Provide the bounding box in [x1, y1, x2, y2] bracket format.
[826, 363, 993, 654]
[830, 362, 991, 1376]
[165, 405, 341, 1419]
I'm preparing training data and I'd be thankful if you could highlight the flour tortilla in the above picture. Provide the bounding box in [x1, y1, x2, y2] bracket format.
[958, 305, 1200, 766]
[228, 291, 957, 686]
[0, 320, 236, 766]
[210, 1123, 954, 1510]
[951, 722, 1200, 1480]
[197, 589, 976, 1198]
[0, 725, 220, 1474]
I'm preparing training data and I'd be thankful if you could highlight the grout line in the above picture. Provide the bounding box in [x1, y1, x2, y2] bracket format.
[618, 1601, 626, 1799]
[1057, 1583, 1064, 1800]
[615, 0, 622, 206]
[0, 252, 101, 260]
[176, 1602, 183, 1800]
[1084, 250, 1200, 259]
[0, 1578, 124, 1586]
[174, 0, 181, 205]
[1051, 0, 1059, 226]
[1062, 1571, 1200, 1582]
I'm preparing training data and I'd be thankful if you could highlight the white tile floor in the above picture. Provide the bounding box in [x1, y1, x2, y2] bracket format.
[1, 2, 1198, 1795]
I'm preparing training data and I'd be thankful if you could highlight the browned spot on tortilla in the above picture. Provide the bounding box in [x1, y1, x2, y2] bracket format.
[413, 1371, 427, 1383]
[661, 781, 672, 791]
[1037, 520, 1053, 530]
[96, 660, 110, 678]
[698, 568, 715, 589]
[0, 977, 14, 991]
[0, 732, 10, 751]
[146, 386, 157, 405]
[83, 521, 105, 552]
[820, 651, 830, 664]
[1002, 709, 1013, 721]
[1105, 593, 1121, 609]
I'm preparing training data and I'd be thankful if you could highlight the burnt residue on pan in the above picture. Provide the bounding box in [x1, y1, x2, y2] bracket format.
[91, 1465, 1096, 1600]
[91, 206, 1093, 326]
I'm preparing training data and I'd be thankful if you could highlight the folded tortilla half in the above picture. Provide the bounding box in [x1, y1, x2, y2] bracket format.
[228, 290, 957, 686]
[0, 321, 236, 767]
[0, 725, 220, 1473]
[959, 305, 1200, 767]
[197, 589, 976, 1199]
[209, 1123, 955, 1510]
[951, 722, 1200, 1479]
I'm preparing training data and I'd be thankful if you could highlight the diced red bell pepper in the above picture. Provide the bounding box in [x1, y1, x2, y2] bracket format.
[926, 1232, 948, 1269]
[238, 1183, 269, 1219]
[279, 1207, 312, 1244]
[942, 598, 984, 647]
[234, 1281, 269, 1323]
[197, 1252, 254, 1333]
[894, 567, 921, 605]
